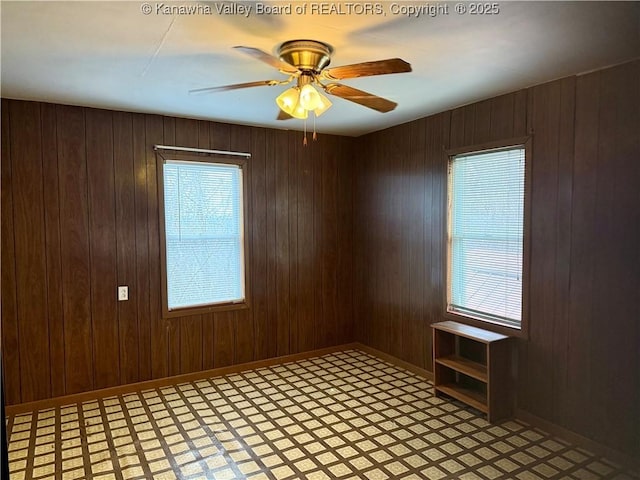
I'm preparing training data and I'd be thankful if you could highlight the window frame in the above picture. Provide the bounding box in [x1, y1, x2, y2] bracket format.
[156, 150, 250, 319]
[443, 137, 531, 338]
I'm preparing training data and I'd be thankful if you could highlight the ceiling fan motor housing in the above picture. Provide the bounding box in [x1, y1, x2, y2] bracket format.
[192, 41, 409, 115]
[278, 40, 333, 73]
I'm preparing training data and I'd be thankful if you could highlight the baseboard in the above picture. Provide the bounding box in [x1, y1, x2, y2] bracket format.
[353, 342, 434, 381]
[5, 343, 424, 416]
[5, 343, 359, 416]
[515, 409, 639, 471]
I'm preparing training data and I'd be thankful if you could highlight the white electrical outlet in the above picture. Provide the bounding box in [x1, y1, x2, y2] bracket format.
[118, 286, 129, 301]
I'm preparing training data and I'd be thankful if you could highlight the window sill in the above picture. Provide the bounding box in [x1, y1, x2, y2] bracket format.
[164, 301, 249, 319]
[443, 310, 528, 339]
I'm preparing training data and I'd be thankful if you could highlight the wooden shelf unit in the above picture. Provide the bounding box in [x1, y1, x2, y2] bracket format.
[432, 320, 513, 422]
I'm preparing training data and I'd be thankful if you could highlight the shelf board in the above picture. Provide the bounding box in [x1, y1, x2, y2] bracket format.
[436, 355, 487, 382]
[432, 321, 509, 343]
[435, 384, 488, 413]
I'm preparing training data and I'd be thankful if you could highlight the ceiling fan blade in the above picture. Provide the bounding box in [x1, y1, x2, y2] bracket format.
[189, 80, 276, 94]
[323, 83, 398, 113]
[234, 46, 299, 74]
[277, 110, 293, 120]
[321, 58, 411, 80]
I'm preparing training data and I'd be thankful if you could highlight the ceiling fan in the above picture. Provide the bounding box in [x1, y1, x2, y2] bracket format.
[190, 40, 412, 121]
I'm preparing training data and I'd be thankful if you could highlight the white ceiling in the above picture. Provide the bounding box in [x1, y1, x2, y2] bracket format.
[1, 1, 638, 136]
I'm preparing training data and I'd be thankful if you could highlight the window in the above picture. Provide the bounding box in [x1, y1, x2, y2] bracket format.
[446, 143, 528, 331]
[157, 153, 248, 317]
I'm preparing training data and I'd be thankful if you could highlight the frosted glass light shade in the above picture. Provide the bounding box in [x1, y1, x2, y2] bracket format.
[314, 91, 333, 117]
[276, 87, 300, 115]
[299, 84, 321, 110]
[276, 87, 308, 119]
[290, 102, 308, 119]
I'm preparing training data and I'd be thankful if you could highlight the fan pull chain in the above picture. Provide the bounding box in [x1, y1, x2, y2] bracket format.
[313, 115, 317, 141]
[303, 118, 308, 146]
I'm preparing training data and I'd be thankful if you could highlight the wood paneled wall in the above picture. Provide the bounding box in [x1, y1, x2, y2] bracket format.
[353, 60, 639, 456]
[2, 59, 638, 457]
[1, 101, 353, 405]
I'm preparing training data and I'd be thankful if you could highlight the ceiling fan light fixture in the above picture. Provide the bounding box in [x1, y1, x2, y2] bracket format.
[314, 91, 333, 117]
[276, 87, 300, 115]
[290, 101, 309, 119]
[299, 84, 321, 110]
[195, 41, 412, 131]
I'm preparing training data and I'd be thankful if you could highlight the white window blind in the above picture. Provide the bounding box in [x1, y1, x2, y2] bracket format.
[163, 160, 244, 310]
[448, 147, 525, 328]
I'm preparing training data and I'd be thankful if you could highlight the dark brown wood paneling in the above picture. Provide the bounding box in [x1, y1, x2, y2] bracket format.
[57, 104, 94, 395]
[114, 111, 139, 385]
[178, 313, 202, 375]
[427, 112, 450, 373]
[41, 103, 66, 398]
[402, 123, 418, 357]
[10, 101, 50, 402]
[86, 108, 120, 389]
[147, 115, 166, 380]
[276, 131, 296, 356]
[336, 136, 353, 345]
[352, 136, 367, 345]
[519, 77, 577, 428]
[321, 134, 338, 349]
[367, 130, 385, 352]
[420, 117, 435, 356]
[463, 103, 476, 146]
[550, 77, 576, 429]
[489, 93, 515, 139]
[513, 90, 528, 137]
[565, 71, 600, 442]
[352, 61, 639, 457]
[132, 113, 151, 382]
[386, 126, 404, 359]
[275, 130, 291, 355]
[250, 128, 269, 361]
[523, 80, 563, 420]
[473, 99, 492, 143]
[1, 99, 21, 405]
[2, 100, 353, 409]
[213, 311, 235, 368]
[230, 125, 255, 365]
[402, 119, 427, 369]
[287, 131, 300, 354]
[586, 61, 640, 453]
[587, 66, 617, 447]
[312, 133, 324, 350]
[40, 103, 66, 397]
[368, 128, 387, 353]
[449, 107, 466, 149]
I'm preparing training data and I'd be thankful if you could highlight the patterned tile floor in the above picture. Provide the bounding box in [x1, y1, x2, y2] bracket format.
[5, 350, 639, 480]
